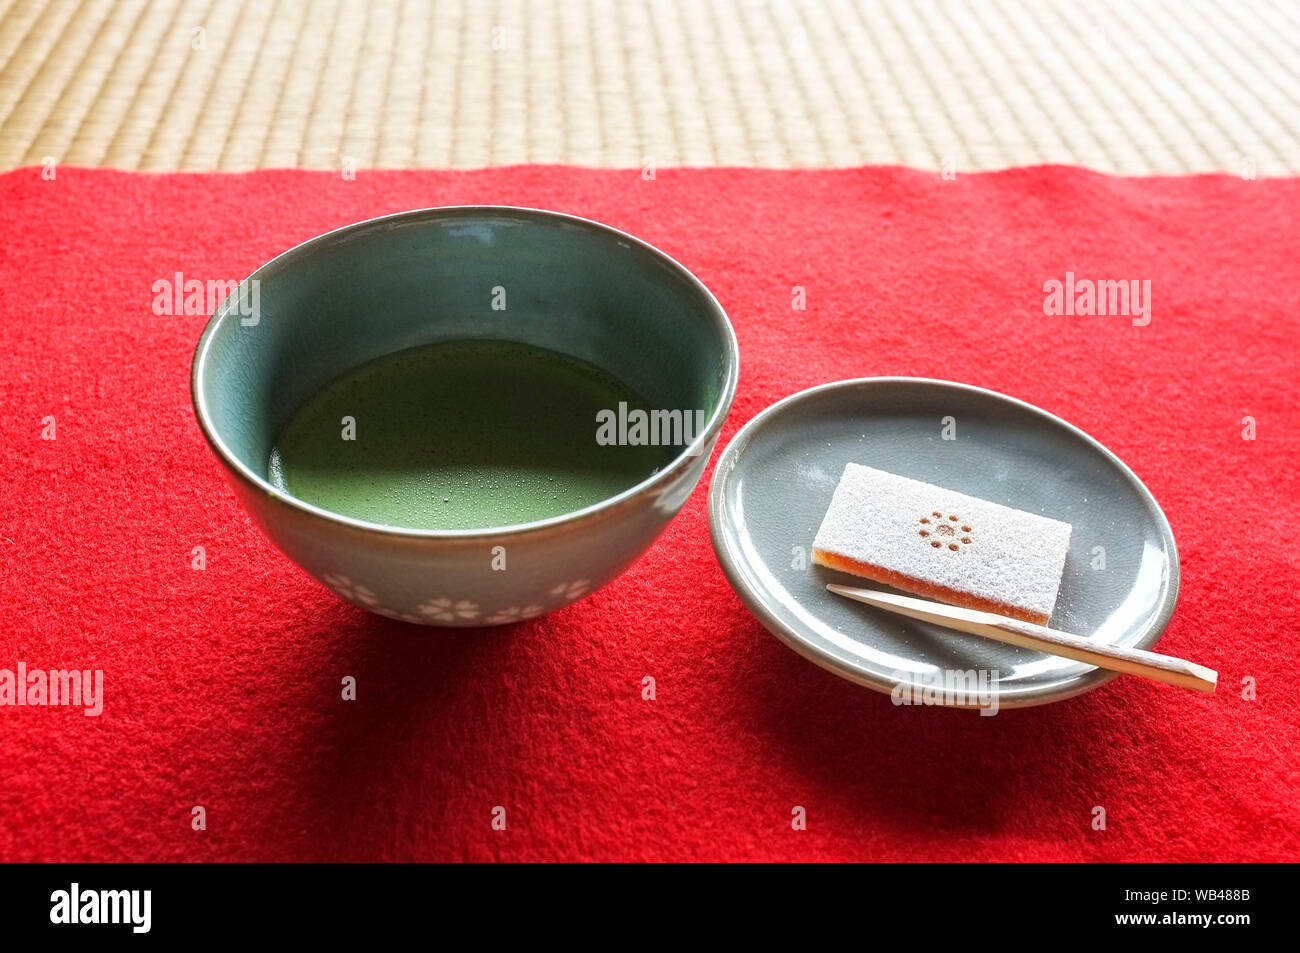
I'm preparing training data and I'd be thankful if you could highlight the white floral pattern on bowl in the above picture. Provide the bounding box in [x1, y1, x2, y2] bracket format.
[485, 604, 546, 625]
[321, 575, 600, 626]
[322, 572, 378, 606]
[549, 579, 591, 601]
[378, 608, 427, 624]
[417, 598, 480, 622]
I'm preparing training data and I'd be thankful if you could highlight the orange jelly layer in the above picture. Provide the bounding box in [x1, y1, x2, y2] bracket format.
[811, 549, 1049, 625]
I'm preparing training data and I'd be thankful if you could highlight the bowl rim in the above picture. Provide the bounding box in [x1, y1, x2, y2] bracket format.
[191, 204, 740, 540]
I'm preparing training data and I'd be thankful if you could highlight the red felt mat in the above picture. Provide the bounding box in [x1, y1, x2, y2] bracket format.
[0, 165, 1297, 862]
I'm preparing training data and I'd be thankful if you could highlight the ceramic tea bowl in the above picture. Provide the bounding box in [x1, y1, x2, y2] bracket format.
[191, 206, 738, 626]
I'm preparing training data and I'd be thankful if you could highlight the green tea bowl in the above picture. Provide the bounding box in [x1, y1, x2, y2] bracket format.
[191, 207, 738, 626]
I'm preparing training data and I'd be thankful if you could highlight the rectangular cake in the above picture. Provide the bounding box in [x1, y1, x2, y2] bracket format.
[811, 463, 1073, 624]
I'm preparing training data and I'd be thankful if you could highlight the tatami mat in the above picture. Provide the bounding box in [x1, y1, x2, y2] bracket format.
[0, 0, 1297, 173]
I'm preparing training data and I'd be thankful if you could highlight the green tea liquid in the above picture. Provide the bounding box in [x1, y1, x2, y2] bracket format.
[268, 340, 676, 530]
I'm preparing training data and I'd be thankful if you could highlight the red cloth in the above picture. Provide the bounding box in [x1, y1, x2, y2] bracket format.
[1, 165, 1296, 862]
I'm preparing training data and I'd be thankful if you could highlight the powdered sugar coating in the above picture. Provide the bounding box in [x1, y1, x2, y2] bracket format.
[812, 463, 1073, 622]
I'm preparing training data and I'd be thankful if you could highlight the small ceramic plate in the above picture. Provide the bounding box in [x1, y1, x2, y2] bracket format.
[707, 378, 1179, 708]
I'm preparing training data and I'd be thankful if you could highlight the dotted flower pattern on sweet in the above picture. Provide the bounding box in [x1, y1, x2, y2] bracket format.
[918, 511, 973, 552]
[417, 598, 480, 622]
[322, 572, 378, 606]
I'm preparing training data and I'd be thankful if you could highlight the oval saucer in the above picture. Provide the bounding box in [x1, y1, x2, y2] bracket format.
[706, 378, 1180, 708]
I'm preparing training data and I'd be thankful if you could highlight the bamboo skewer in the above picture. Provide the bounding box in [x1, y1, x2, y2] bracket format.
[826, 584, 1216, 694]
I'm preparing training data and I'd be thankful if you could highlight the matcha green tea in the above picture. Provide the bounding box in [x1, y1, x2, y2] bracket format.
[268, 340, 677, 529]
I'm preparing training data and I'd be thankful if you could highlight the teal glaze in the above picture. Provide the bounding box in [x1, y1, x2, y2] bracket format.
[191, 206, 739, 626]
